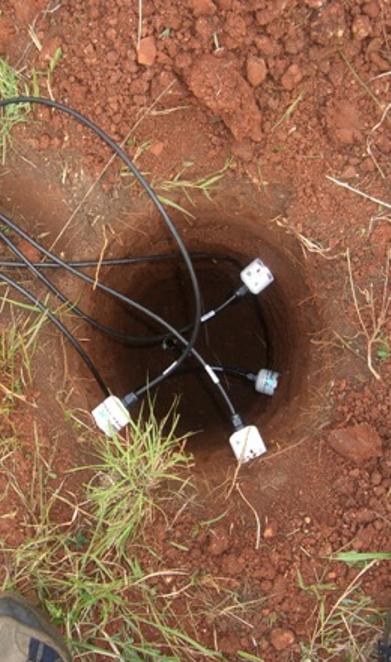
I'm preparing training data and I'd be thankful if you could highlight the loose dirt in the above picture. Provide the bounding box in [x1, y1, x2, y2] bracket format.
[0, 0, 390, 659]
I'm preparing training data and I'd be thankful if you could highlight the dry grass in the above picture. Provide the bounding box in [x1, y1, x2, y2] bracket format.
[346, 247, 390, 380]
[326, 175, 391, 212]
[0, 58, 30, 163]
[302, 560, 384, 661]
[271, 216, 342, 261]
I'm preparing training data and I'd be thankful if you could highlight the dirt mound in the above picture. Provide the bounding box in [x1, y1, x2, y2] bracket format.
[186, 54, 262, 141]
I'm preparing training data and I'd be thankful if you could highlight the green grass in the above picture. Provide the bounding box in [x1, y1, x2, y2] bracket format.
[121, 158, 233, 219]
[300, 560, 386, 661]
[0, 298, 48, 416]
[158, 159, 233, 218]
[0, 58, 30, 163]
[334, 551, 391, 564]
[80, 403, 192, 556]
[0, 297, 387, 660]
[0, 400, 223, 660]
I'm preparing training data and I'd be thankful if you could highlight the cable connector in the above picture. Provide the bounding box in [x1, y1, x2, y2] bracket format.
[229, 425, 267, 463]
[240, 258, 274, 295]
[231, 413, 244, 431]
[92, 395, 131, 436]
[122, 391, 138, 408]
[234, 283, 249, 298]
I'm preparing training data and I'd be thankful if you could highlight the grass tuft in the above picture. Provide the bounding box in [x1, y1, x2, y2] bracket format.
[0, 58, 30, 163]
[301, 560, 385, 661]
[0, 402, 220, 660]
[82, 402, 193, 556]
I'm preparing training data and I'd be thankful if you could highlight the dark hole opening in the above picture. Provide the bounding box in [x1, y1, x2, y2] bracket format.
[86, 250, 295, 450]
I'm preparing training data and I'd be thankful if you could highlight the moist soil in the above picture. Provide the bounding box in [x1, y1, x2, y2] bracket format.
[0, 0, 391, 660]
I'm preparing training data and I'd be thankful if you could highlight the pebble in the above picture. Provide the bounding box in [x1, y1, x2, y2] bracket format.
[231, 139, 254, 162]
[363, 1, 380, 18]
[328, 424, 383, 464]
[352, 15, 372, 40]
[270, 628, 296, 651]
[371, 470, 382, 486]
[263, 521, 278, 539]
[246, 56, 267, 87]
[281, 63, 303, 90]
[149, 141, 165, 157]
[191, 0, 216, 16]
[207, 526, 230, 557]
[137, 36, 157, 67]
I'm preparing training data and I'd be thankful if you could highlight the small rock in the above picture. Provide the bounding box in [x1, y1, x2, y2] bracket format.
[270, 628, 295, 651]
[246, 56, 267, 87]
[352, 15, 372, 40]
[207, 526, 230, 556]
[195, 16, 214, 39]
[137, 36, 157, 67]
[149, 141, 165, 157]
[263, 520, 278, 539]
[371, 470, 382, 486]
[305, 0, 325, 6]
[254, 35, 278, 56]
[332, 101, 363, 145]
[107, 50, 119, 65]
[328, 424, 382, 464]
[363, 1, 380, 18]
[222, 553, 245, 575]
[340, 165, 357, 179]
[231, 139, 254, 162]
[191, 0, 216, 16]
[175, 52, 192, 70]
[369, 51, 390, 72]
[260, 579, 273, 591]
[105, 27, 117, 41]
[186, 55, 262, 142]
[281, 63, 303, 90]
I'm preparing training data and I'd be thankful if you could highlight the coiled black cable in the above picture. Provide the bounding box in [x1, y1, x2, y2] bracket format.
[0, 252, 247, 345]
[0, 252, 271, 359]
[0, 96, 270, 425]
[0, 95, 201, 360]
[0, 211, 239, 419]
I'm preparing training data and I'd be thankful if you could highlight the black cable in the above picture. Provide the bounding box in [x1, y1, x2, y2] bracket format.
[0, 211, 239, 420]
[0, 252, 244, 270]
[0, 272, 109, 396]
[0, 251, 271, 363]
[0, 252, 248, 346]
[167, 363, 256, 382]
[162, 285, 248, 348]
[0, 96, 201, 367]
[0, 227, 156, 346]
[0, 229, 248, 386]
[0, 225, 239, 417]
[210, 365, 256, 381]
[0, 97, 272, 423]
